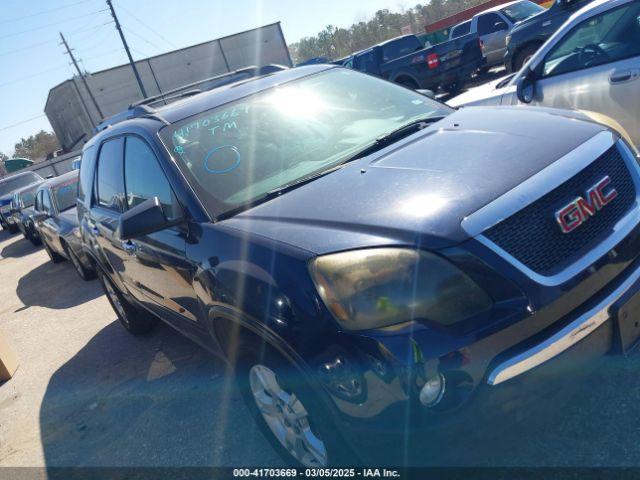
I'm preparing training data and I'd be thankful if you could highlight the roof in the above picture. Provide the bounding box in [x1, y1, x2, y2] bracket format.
[41, 170, 78, 190]
[475, 0, 522, 14]
[86, 65, 336, 149]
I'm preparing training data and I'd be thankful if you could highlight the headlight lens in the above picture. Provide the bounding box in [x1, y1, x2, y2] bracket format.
[309, 248, 492, 331]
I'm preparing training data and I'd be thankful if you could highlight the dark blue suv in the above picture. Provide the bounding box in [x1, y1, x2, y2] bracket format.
[78, 65, 640, 466]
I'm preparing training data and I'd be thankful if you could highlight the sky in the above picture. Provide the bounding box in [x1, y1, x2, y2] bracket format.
[0, 0, 414, 155]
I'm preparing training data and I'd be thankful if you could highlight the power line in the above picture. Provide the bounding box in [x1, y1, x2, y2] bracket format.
[0, 65, 70, 88]
[122, 25, 163, 53]
[0, 115, 47, 133]
[117, 4, 178, 49]
[0, 40, 54, 58]
[0, 10, 109, 40]
[0, 0, 96, 26]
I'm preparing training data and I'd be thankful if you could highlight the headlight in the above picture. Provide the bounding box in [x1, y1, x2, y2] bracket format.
[309, 248, 492, 331]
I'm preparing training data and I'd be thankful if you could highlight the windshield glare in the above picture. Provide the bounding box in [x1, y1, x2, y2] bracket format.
[501, 1, 544, 22]
[162, 69, 451, 216]
[0, 173, 40, 197]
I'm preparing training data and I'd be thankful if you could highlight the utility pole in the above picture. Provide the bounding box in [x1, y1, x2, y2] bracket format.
[106, 0, 147, 98]
[60, 32, 104, 123]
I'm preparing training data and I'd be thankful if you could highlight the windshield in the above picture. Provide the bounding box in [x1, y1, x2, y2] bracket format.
[0, 173, 41, 197]
[22, 190, 36, 208]
[53, 176, 79, 211]
[161, 69, 451, 216]
[501, 1, 544, 22]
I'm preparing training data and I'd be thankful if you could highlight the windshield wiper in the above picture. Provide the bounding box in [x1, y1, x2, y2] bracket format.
[216, 115, 447, 220]
[344, 115, 447, 163]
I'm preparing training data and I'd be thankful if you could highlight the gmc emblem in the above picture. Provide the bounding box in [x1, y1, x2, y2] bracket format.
[555, 176, 617, 234]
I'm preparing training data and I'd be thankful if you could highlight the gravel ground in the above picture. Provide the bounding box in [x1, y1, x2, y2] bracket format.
[0, 223, 640, 469]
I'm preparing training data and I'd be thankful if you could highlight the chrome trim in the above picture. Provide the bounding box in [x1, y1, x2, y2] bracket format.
[462, 133, 640, 287]
[488, 260, 640, 385]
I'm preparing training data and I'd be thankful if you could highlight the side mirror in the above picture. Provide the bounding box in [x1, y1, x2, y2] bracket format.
[495, 21, 508, 31]
[516, 67, 536, 103]
[416, 89, 436, 99]
[118, 197, 173, 241]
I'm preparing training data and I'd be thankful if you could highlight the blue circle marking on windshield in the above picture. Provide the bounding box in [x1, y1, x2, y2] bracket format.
[204, 145, 241, 174]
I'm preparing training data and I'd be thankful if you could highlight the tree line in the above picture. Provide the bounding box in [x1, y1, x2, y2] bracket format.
[288, 0, 489, 63]
[0, 130, 60, 175]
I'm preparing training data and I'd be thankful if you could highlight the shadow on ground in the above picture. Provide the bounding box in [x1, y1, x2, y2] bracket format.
[16, 260, 102, 310]
[39, 321, 281, 467]
[1, 235, 40, 259]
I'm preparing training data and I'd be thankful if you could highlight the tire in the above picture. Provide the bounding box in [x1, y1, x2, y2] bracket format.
[97, 269, 156, 335]
[43, 238, 65, 263]
[441, 80, 463, 95]
[27, 227, 41, 246]
[396, 78, 419, 90]
[63, 243, 96, 281]
[235, 342, 357, 467]
[514, 44, 541, 72]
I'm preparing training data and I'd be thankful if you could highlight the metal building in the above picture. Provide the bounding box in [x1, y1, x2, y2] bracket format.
[45, 23, 292, 151]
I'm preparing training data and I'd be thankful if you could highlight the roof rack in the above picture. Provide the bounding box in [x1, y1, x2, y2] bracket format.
[94, 64, 287, 133]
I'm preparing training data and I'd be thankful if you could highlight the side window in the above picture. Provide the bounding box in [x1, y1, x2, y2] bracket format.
[354, 51, 377, 73]
[95, 138, 125, 211]
[124, 136, 180, 220]
[34, 191, 41, 211]
[543, 3, 640, 77]
[343, 58, 354, 69]
[451, 22, 471, 39]
[42, 191, 53, 213]
[381, 37, 421, 62]
[477, 13, 504, 35]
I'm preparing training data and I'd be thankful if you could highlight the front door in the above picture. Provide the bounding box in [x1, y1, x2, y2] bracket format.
[477, 13, 510, 66]
[528, 2, 640, 148]
[121, 135, 199, 324]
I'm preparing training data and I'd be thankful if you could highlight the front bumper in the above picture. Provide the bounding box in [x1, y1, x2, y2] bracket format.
[325, 258, 640, 462]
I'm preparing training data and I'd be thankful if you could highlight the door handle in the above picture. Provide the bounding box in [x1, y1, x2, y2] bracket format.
[610, 69, 639, 84]
[122, 240, 137, 256]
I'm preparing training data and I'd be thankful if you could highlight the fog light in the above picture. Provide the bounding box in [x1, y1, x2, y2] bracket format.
[419, 373, 445, 407]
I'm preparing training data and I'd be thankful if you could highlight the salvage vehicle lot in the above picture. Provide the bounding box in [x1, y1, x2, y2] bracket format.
[2, 227, 640, 468]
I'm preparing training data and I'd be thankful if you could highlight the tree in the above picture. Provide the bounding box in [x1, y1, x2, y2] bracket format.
[0, 152, 7, 176]
[288, 0, 489, 63]
[12, 130, 60, 162]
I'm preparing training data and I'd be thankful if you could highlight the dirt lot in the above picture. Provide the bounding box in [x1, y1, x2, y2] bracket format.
[1, 226, 640, 468]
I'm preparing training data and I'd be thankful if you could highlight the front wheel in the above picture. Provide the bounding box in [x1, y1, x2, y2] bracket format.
[236, 346, 356, 467]
[43, 238, 65, 263]
[64, 243, 96, 281]
[98, 270, 156, 335]
[514, 44, 540, 72]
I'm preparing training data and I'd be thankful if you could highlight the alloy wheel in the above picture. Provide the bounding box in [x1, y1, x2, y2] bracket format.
[249, 365, 328, 467]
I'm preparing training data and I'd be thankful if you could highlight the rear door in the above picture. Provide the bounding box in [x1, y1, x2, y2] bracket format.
[532, 2, 640, 148]
[477, 12, 510, 65]
[89, 137, 130, 290]
[121, 135, 199, 324]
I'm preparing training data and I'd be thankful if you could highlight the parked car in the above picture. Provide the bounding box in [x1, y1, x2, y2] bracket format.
[505, 0, 594, 72]
[448, 0, 640, 149]
[453, 0, 545, 70]
[33, 171, 95, 280]
[78, 64, 640, 466]
[0, 171, 43, 233]
[9, 182, 44, 245]
[344, 33, 485, 93]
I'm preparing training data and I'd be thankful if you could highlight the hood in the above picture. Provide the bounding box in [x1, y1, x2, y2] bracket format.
[447, 74, 514, 107]
[222, 107, 608, 255]
[58, 207, 79, 228]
